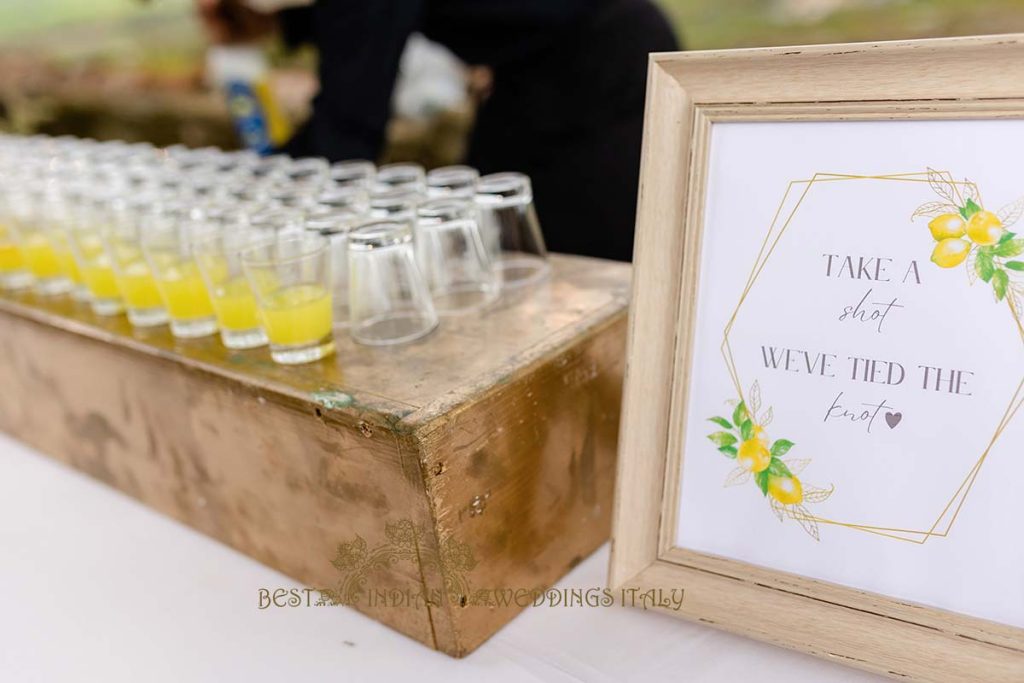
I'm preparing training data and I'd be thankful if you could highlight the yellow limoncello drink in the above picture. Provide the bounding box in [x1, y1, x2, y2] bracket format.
[116, 257, 167, 327]
[156, 262, 214, 319]
[152, 260, 217, 338]
[0, 222, 29, 289]
[260, 284, 333, 347]
[82, 258, 120, 299]
[211, 277, 261, 331]
[53, 233, 86, 299]
[23, 231, 72, 295]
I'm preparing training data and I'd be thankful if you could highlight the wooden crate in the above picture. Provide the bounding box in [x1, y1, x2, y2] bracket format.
[0, 254, 629, 657]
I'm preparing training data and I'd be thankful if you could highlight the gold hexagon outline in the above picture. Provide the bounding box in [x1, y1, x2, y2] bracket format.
[720, 171, 1024, 544]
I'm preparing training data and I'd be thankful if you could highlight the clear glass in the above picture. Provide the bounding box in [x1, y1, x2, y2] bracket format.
[369, 187, 422, 222]
[141, 203, 218, 339]
[373, 162, 426, 193]
[249, 206, 305, 236]
[348, 220, 438, 346]
[475, 172, 550, 289]
[283, 157, 329, 189]
[305, 201, 368, 329]
[242, 233, 335, 365]
[0, 191, 31, 291]
[192, 227, 270, 349]
[415, 198, 498, 315]
[329, 160, 375, 189]
[69, 192, 123, 316]
[20, 189, 73, 296]
[105, 195, 168, 327]
[426, 165, 479, 199]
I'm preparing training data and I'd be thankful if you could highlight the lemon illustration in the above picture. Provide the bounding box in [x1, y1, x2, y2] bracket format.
[966, 210, 1003, 246]
[737, 431, 771, 473]
[768, 475, 803, 505]
[928, 213, 965, 241]
[931, 238, 971, 268]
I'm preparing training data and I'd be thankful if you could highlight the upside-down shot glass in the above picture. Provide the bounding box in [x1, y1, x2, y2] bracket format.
[242, 233, 335, 365]
[347, 220, 438, 346]
[415, 198, 498, 315]
[374, 162, 426, 193]
[192, 227, 270, 349]
[329, 160, 375, 189]
[426, 165, 479, 199]
[475, 172, 550, 289]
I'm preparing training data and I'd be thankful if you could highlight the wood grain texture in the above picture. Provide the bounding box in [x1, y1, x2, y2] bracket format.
[0, 253, 630, 657]
[610, 34, 1024, 681]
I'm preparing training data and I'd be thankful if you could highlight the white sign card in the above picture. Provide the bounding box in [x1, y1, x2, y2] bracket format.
[676, 118, 1024, 629]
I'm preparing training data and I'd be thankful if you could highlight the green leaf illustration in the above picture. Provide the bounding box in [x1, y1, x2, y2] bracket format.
[961, 198, 982, 220]
[1005, 261, 1024, 272]
[976, 250, 996, 282]
[708, 431, 737, 448]
[708, 416, 733, 430]
[999, 231, 1017, 244]
[993, 269, 1009, 301]
[994, 238, 1024, 258]
[767, 458, 793, 479]
[732, 401, 748, 427]
[718, 445, 738, 458]
[754, 470, 769, 496]
[740, 419, 753, 441]
[770, 439, 795, 457]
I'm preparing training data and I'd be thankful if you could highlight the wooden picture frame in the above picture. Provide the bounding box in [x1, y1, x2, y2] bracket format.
[609, 34, 1024, 681]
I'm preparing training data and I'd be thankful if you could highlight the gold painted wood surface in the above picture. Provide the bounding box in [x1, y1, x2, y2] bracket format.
[0, 253, 630, 657]
[610, 34, 1024, 682]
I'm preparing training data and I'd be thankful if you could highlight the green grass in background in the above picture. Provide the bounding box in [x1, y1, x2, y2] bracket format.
[2, 0, 1024, 68]
[659, 0, 1024, 50]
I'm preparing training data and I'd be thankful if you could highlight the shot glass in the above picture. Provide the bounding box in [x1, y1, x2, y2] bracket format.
[242, 233, 335, 365]
[347, 220, 438, 346]
[475, 172, 550, 289]
[329, 160, 375, 189]
[21, 189, 73, 296]
[141, 204, 218, 338]
[0, 200, 31, 291]
[369, 187, 422, 222]
[304, 201, 367, 329]
[415, 198, 498, 315]
[249, 206, 305, 237]
[426, 165, 479, 199]
[284, 157, 330, 188]
[374, 162, 426, 193]
[193, 228, 269, 349]
[105, 195, 168, 327]
[70, 192, 123, 315]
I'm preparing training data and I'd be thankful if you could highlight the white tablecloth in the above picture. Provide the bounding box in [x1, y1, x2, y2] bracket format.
[0, 432, 882, 682]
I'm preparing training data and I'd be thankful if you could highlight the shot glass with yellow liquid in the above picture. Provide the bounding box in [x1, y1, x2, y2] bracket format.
[141, 208, 218, 339]
[0, 215, 31, 291]
[105, 196, 168, 327]
[242, 234, 335, 365]
[49, 194, 89, 301]
[193, 228, 269, 349]
[69, 193, 122, 315]
[20, 189, 73, 296]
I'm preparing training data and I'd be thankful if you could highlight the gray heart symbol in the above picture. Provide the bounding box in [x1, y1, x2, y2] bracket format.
[885, 412, 902, 429]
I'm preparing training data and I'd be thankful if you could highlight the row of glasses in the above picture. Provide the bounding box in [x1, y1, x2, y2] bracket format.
[0, 134, 553, 360]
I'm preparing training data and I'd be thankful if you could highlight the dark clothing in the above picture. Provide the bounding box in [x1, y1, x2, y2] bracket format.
[282, 0, 679, 262]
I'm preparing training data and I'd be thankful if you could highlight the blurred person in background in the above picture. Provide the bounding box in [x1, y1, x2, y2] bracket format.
[196, 0, 679, 262]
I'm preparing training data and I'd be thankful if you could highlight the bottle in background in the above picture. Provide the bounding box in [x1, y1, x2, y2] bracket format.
[206, 45, 292, 155]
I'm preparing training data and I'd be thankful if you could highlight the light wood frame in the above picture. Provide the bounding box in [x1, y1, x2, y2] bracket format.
[609, 34, 1024, 681]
